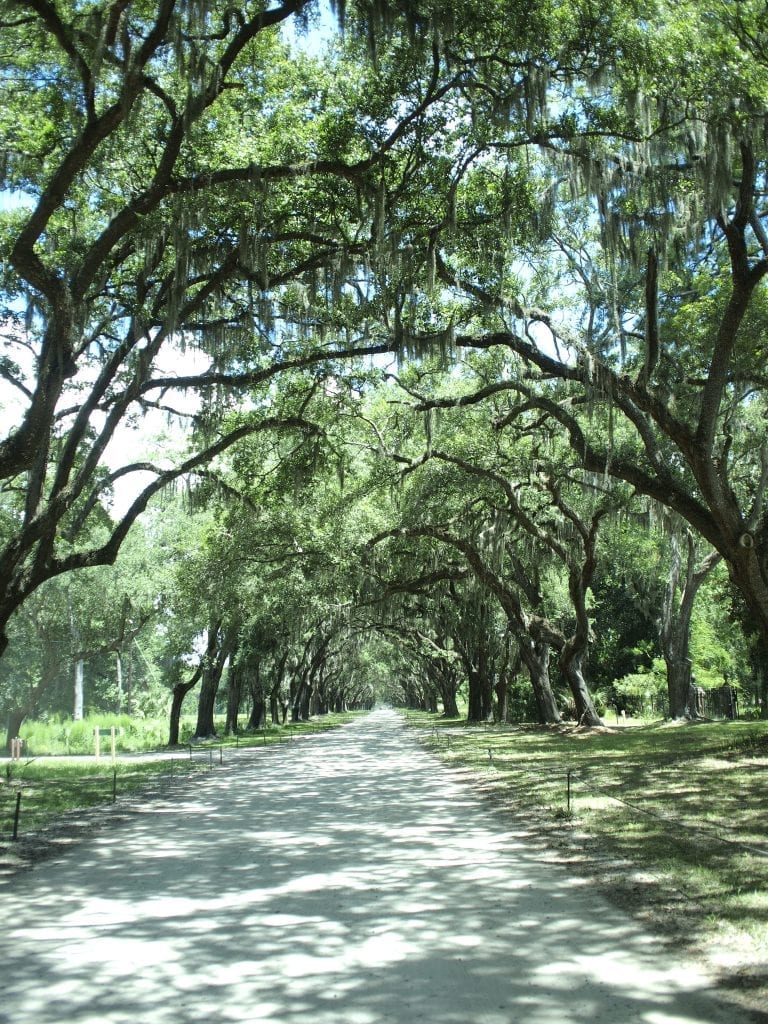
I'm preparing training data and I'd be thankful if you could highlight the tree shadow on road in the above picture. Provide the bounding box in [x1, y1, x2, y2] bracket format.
[0, 710, 763, 1024]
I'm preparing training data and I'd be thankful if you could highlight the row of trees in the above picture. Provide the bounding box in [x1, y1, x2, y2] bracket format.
[1, 0, 766, 739]
[0, 362, 755, 740]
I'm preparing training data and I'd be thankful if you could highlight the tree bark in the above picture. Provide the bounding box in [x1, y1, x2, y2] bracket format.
[561, 647, 601, 726]
[467, 666, 493, 722]
[225, 648, 243, 735]
[195, 669, 220, 738]
[194, 629, 234, 739]
[440, 671, 460, 717]
[270, 691, 280, 724]
[494, 637, 515, 723]
[245, 657, 266, 728]
[168, 620, 219, 744]
[248, 698, 266, 729]
[269, 653, 288, 724]
[168, 677, 199, 746]
[495, 671, 508, 723]
[519, 638, 561, 724]
[660, 526, 720, 718]
[291, 677, 309, 722]
[300, 684, 312, 720]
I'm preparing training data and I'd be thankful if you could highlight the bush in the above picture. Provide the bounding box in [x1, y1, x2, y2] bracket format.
[613, 659, 667, 718]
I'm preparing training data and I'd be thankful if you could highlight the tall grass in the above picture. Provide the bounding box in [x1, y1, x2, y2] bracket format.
[7, 714, 170, 756]
[5, 710, 366, 756]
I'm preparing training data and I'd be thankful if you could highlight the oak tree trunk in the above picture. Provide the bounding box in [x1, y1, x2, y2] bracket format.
[225, 658, 243, 735]
[441, 678, 460, 718]
[168, 678, 199, 746]
[467, 667, 493, 722]
[561, 645, 602, 726]
[194, 626, 237, 739]
[5, 708, 26, 753]
[248, 698, 266, 729]
[519, 639, 561, 724]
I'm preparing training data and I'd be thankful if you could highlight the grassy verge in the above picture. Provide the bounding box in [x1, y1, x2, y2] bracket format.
[1, 759, 199, 838]
[402, 710, 768, 995]
[1, 711, 365, 841]
[5, 709, 365, 756]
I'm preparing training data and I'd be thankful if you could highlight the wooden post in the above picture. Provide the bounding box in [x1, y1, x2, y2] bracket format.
[12, 791, 21, 840]
[110, 726, 116, 761]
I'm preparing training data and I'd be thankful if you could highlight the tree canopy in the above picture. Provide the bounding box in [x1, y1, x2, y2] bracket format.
[1, 0, 767, 736]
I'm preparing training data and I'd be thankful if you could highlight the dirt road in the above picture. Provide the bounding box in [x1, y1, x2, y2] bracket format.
[0, 709, 758, 1023]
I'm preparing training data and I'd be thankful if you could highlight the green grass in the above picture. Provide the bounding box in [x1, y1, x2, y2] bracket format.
[10, 714, 169, 756]
[1, 710, 365, 840]
[0, 758, 203, 839]
[403, 710, 768, 969]
[4, 710, 364, 756]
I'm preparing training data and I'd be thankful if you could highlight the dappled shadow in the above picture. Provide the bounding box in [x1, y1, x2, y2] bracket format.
[0, 711, 760, 1024]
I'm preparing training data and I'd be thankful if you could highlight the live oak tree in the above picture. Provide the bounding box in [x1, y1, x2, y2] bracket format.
[362, 353, 615, 722]
[385, 2, 768, 713]
[180, 370, 391, 729]
[657, 511, 722, 718]
[0, 0, 467, 660]
[4, 0, 767, 728]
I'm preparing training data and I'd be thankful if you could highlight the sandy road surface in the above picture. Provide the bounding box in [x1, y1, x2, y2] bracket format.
[0, 709, 758, 1024]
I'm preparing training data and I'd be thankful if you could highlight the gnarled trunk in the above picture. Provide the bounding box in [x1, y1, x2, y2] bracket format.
[561, 646, 602, 726]
[168, 678, 198, 746]
[519, 638, 560, 724]
[440, 672, 460, 718]
[467, 665, 493, 722]
[248, 698, 266, 729]
[193, 620, 234, 740]
[169, 628, 218, 744]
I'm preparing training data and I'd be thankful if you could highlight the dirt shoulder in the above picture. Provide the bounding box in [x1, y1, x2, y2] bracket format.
[3, 719, 766, 1021]
[0, 765, 197, 883]
[439, 759, 768, 1022]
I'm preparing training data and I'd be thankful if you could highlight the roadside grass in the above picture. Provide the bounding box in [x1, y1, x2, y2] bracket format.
[1, 759, 197, 838]
[5, 709, 364, 757]
[1, 710, 365, 841]
[402, 710, 768, 972]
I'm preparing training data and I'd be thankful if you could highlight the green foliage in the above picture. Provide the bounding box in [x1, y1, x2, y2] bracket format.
[2, 0, 767, 733]
[613, 659, 667, 717]
[8, 714, 168, 757]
